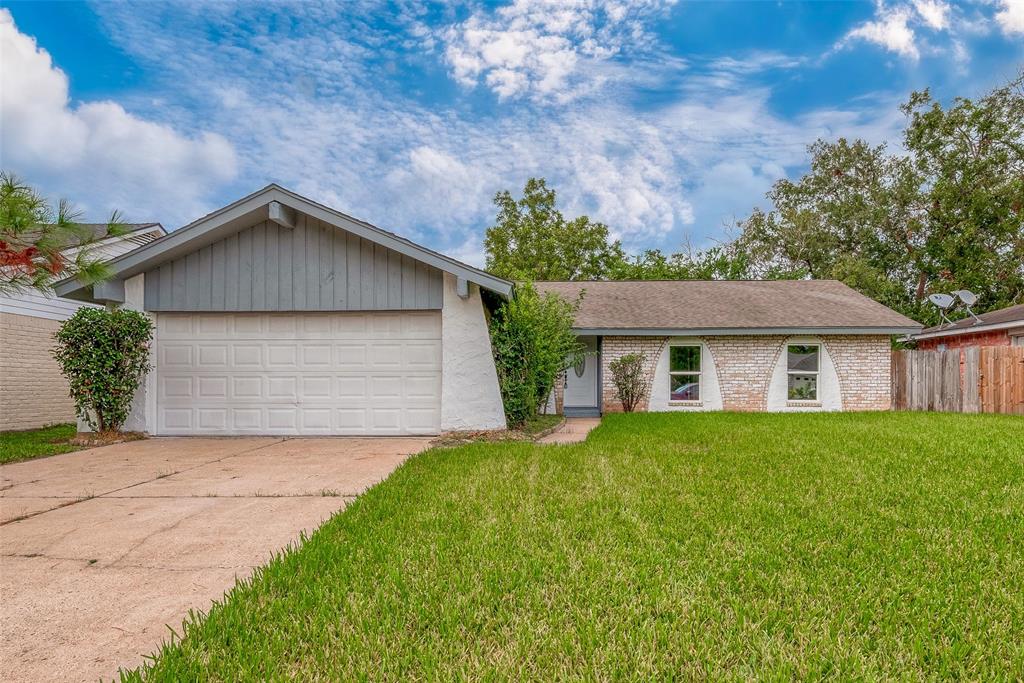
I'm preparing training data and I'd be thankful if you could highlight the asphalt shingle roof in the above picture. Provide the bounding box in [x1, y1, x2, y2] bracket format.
[917, 302, 1024, 335]
[533, 279, 921, 331]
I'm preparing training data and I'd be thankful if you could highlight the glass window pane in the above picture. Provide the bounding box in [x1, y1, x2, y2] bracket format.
[787, 345, 819, 372]
[788, 374, 817, 400]
[670, 346, 701, 373]
[671, 374, 700, 401]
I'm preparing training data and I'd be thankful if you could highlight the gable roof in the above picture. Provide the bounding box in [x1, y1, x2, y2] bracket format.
[911, 302, 1024, 340]
[534, 279, 921, 335]
[54, 185, 511, 299]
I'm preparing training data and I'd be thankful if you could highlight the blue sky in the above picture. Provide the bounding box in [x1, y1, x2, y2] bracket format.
[1, 1, 1022, 266]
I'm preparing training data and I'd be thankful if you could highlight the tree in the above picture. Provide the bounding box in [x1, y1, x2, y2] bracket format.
[489, 282, 584, 426]
[52, 308, 154, 433]
[733, 74, 1024, 323]
[0, 172, 126, 294]
[485, 178, 625, 281]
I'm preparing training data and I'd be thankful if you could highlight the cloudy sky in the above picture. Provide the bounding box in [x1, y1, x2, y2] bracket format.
[1, 1, 1022, 265]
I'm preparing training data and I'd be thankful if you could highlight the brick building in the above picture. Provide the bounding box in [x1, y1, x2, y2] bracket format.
[910, 303, 1024, 351]
[536, 280, 920, 415]
[0, 224, 165, 431]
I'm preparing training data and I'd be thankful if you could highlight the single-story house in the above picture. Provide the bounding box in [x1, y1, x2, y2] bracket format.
[55, 185, 511, 436]
[910, 303, 1024, 351]
[534, 280, 922, 415]
[0, 223, 166, 431]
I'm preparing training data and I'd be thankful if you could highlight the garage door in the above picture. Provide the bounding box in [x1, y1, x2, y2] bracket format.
[155, 312, 441, 435]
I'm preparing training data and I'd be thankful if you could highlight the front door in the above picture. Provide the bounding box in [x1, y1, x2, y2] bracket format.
[564, 336, 599, 414]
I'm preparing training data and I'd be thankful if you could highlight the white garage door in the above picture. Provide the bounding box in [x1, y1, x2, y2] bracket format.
[155, 312, 441, 435]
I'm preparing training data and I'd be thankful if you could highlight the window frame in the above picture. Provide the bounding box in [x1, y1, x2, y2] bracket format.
[668, 343, 702, 404]
[786, 343, 821, 403]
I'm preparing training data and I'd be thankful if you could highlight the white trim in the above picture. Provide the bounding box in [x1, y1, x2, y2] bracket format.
[911, 319, 1024, 341]
[667, 343, 702, 402]
[766, 336, 842, 412]
[648, 337, 723, 412]
[785, 342, 820, 403]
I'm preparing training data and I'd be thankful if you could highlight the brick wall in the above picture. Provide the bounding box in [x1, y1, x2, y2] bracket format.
[600, 336, 668, 412]
[703, 335, 787, 411]
[821, 335, 892, 410]
[598, 333, 892, 413]
[915, 328, 1011, 351]
[0, 312, 76, 431]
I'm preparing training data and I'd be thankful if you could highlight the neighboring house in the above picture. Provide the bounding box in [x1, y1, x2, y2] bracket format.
[535, 280, 922, 415]
[55, 185, 510, 436]
[910, 303, 1024, 351]
[0, 224, 166, 431]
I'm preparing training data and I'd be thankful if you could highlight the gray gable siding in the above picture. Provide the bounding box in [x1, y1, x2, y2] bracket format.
[143, 215, 443, 311]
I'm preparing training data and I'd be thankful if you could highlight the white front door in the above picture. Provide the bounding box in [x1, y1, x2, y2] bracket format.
[564, 336, 599, 408]
[154, 311, 441, 436]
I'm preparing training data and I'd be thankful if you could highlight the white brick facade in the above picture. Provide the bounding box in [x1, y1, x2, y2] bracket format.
[0, 312, 76, 431]
[597, 334, 892, 413]
[821, 335, 892, 411]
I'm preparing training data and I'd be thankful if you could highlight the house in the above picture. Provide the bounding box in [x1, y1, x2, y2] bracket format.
[910, 303, 1024, 351]
[0, 223, 166, 431]
[54, 185, 510, 436]
[534, 280, 921, 415]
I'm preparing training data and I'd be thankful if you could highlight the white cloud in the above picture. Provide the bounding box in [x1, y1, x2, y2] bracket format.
[912, 0, 951, 30]
[4, 2, 929, 266]
[842, 4, 921, 59]
[995, 0, 1024, 34]
[443, 0, 675, 102]
[0, 9, 237, 225]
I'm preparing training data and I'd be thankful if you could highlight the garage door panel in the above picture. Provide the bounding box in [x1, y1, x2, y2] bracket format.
[232, 345, 262, 366]
[156, 312, 441, 436]
[197, 376, 228, 398]
[231, 408, 262, 430]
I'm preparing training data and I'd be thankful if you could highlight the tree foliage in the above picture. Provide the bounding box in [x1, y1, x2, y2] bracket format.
[0, 172, 126, 294]
[52, 308, 154, 433]
[733, 75, 1024, 323]
[485, 178, 625, 281]
[489, 282, 584, 426]
[608, 352, 648, 412]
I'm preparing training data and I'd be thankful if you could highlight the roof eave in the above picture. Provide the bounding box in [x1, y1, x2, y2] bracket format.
[910, 319, 1024, 341]
[573, 326, 923, 336]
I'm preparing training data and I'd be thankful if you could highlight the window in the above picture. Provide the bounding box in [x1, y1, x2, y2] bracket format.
[787, 344, 819, 401]
[669, 345, 701, 401]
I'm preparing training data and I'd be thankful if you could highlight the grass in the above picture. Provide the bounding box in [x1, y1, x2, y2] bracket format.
[0, 423, 79, 464]
[122, 412, 1024, 680]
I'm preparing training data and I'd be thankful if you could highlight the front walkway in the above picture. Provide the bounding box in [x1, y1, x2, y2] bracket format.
[0, 436, 430, 682]
[538, 417, 602, 444]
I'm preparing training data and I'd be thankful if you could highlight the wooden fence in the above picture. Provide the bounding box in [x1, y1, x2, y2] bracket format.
[892, 346, 1024, 415]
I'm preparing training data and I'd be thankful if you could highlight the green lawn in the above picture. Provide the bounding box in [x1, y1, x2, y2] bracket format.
[124, 412, 1024, 680]
[0, 423, 79, 464]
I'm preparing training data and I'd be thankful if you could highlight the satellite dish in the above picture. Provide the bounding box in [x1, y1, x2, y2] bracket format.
[927, 293, 957, 327]
[953, 290, 977, 305]
[953, 289, 983, 325]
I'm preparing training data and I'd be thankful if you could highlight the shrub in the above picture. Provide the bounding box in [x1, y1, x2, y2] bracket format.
[52, 307, 154, 433]
[490, 282, 583, 426]
[608, 352, 648, 412]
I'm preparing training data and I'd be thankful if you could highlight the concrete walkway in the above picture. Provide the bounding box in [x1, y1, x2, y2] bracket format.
[0, 436, 430, 682]
[537, 417, 602, 444]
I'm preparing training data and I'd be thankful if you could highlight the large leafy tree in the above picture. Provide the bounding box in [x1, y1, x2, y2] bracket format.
[0, 172, 126, 294]
[484, 178, 625, 281]
[733, 75, 1024, 323]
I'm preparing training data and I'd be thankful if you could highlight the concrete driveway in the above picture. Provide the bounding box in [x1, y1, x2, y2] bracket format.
[0, 436, 430, 682]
